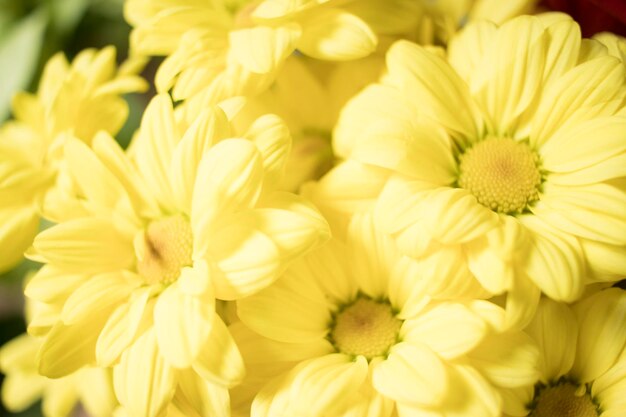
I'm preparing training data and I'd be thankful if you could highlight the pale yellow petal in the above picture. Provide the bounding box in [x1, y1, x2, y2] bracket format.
[154, 282, 214, 368]
[191, 139, 263, 259]
[76, 367, 117, 417]
[0, 205, 39, 273]
[113, 329, 177, 417]
[402, 303, 487, 360]
[24, 265, 87, 305]
[229, 25, 299, 74]
[42, 379, 79, 417]
[169, 106, 231, 212]
[570, 288, 626, 383]
[192, 315, 245, 388]
[373, 342, 447, 406]
[96, 287, 152, 367]
[298, 9, 376, 60]
[524, 297, 577, 382]
[29, 218, 134, 273]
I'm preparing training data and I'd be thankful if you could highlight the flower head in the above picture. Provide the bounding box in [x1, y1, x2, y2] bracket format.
[317, 14, 626, 327]
[235, 214, 539, 417]
[24, 94, 330, 417]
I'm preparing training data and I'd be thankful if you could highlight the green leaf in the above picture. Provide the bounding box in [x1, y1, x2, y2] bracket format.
[0, 8, 48, 122]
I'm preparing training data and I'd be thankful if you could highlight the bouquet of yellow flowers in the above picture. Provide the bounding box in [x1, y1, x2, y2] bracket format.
[0, 1, 624, 417]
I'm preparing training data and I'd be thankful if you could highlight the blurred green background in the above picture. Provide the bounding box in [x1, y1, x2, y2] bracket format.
[0, 0, 151, 415]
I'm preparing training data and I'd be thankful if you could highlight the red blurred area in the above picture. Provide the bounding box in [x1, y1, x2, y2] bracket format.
[542, 0, 626, 37]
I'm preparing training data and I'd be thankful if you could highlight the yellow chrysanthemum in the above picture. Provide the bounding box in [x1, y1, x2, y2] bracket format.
[0, 333, 117, 417]
[24, 94, 330, 417]
[231, 53, 385, 192]
[316, 14, 626, 327]
[510, 288, 626, 417]
[0, 46, 147, 273]
[233, 214, 539, 417]
[125, 0, 420, 108]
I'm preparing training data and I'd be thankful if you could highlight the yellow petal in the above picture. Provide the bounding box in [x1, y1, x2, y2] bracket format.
[243, 114, 292, 189]
[385, 40, 482, 145]
[524, 297, 577, 382]
[0, 205, 39, 273]
[42, 379, 79, 417]
[29, 218, 134, 273]
[61, 271, 138, 325]
[1, 373, 45, 412]
[570, 288, 626, 383]
[402, 303, 487, 360]
[373, 342, 447, 406]
[468, 330, 540, 388]
[113, 329, 177, 417]
[75, 367, 117, 417]
[154, 282, 214, 368]
[96, 287, 152, 367]
[192, 315, 245, 388]
[289, 354, 368, 416]
[175, 369, 230, 417]
[229, 25, 299, 74]
[298, 9, 376, 60]
[191, 139, 263, 259]
[520, 216, 585, 302]
[169, 106, 232, 212]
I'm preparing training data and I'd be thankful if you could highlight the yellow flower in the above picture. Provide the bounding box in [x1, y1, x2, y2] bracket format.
[232, 53, 385, 192]
[0, 333, 117, 417]
[234, 214, 539, 417]
[511, 288, 626, 417]
[24, 94, 330, 417]
[125, 0, 420, 106]
[318, 14, 626, 327]
[0, 47, 147, 273]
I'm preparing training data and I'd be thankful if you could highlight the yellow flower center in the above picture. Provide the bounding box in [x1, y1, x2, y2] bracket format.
[458, 137, 542, 214]
[136, 215, 193, 285]
[330, 298, 402, 360]
[531, 383, 599, 417]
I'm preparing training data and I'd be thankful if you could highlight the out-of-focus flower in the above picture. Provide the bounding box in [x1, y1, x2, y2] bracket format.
[124, 0, 420, 107]
[232, 53, 385, 192]
[511, 288, 626, 417]
[0, 46, 147, 274]
[234, 214, 539, 417]
[0, 333, 117, 417]
[313, 14, 626, 328]
[24, 93, 329, 417]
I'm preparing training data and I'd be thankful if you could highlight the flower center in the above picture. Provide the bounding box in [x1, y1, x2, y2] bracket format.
[135, 215, 193, 285]
[329, 298, 402, 360]
[458, 137, 542, 214]
[530, 383, 599, 417]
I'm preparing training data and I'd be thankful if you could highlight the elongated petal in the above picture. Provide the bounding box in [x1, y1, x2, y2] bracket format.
[29, 218, 134, 273]
[402, 303, 487, 360]
[191, 139, 263, 258]
[193, 315, 245, 387]
[298, 10, 376, 60]
[24, 265, 87, 304]
[114, 329, 177, 417]
[230, 25, 299, 74]
[373, 342, 447, 406]
[571, 288, 626, 383]
[524, 297, 577, 382]
[169, 106, 231, 212]
[96, 287, 152, 367]
[61, 271, 138, 325]
[154, 282, 214, 368]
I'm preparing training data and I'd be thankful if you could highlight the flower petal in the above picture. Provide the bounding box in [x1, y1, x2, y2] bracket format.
[229, 25, 299, 74]
[113, 329, 177, 417]
[154, 282, 214, 368]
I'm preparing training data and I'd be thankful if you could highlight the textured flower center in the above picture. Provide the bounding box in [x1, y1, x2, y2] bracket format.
[330, 298, 402, 360]
[458, 137, 542, 214]
[136, 215, 193, 285]
[531, 383, 598, 417]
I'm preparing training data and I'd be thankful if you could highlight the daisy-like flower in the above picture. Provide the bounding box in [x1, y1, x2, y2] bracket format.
[514, 288, 626, 417]
[125, 0, 420, 109]
[0, 46, 147, 273]
[233, 53, 385, 192]
[234, 214, 539, 417]
[0, 333, 117, 417]
[24, 94, 330, 417]
[318, 14, 626, 326]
